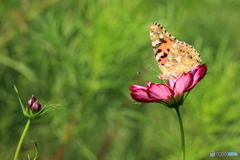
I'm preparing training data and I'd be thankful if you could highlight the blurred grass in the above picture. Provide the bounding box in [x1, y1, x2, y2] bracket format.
[1, 0, 240, 160]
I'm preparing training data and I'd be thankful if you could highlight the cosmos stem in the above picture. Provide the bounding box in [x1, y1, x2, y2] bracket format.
[14, 119, 32, 160]
[175, 107, 185, 160]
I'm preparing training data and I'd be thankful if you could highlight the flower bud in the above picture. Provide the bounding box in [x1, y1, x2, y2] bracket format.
[26, 96, 43, 113]
[14, 86, 62, 120]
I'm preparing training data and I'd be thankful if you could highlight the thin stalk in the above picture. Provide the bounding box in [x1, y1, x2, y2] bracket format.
[175, 107, 185, 160]
[14, 119, 31, 160]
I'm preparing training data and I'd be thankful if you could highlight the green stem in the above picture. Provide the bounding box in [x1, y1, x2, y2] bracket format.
[14, 119, 31, 160]
[175, 107, 185, 160]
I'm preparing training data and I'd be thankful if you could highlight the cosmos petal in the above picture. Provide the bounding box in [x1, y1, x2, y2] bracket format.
[147, 83, 173, 100]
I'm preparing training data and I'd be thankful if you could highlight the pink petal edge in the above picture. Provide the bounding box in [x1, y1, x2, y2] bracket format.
[173, 73, 193, 94]
[147, 83, 173, 100]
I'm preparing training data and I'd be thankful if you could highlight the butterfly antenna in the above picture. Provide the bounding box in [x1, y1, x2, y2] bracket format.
[147, 66, 167, 84]
[148, 66, 159, 73]
[137, 66, 160, 75]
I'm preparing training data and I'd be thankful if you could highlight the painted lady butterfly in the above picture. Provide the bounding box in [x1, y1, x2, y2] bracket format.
[150, 23, 201, 79]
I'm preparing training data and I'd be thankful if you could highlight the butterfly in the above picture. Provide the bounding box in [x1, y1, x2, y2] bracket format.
[149, 23, 201, 79]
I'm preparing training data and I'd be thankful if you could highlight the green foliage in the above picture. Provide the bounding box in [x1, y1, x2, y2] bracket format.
[1, 0, 240, 159]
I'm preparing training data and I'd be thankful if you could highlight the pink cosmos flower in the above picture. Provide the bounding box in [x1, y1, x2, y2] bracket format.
[130, 64, 207, 108]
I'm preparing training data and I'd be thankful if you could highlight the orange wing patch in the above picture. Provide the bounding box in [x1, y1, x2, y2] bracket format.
[156, 38, 174, 66]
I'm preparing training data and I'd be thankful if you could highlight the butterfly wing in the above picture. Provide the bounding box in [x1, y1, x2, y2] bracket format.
[149, 23, 201, 79]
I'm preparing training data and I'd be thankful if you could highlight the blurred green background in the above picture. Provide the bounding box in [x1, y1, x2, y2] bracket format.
[1, 0, 240, 159]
